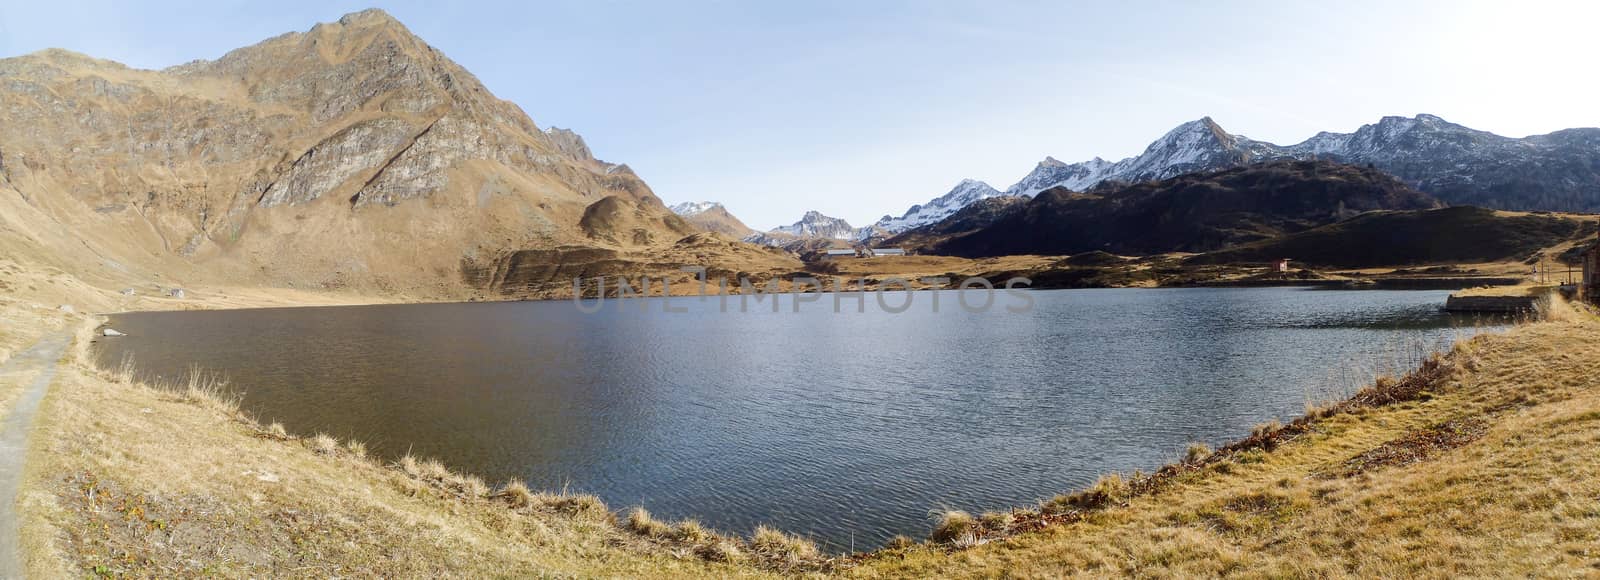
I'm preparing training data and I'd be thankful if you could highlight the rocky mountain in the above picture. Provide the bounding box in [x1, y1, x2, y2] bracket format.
[918, 160, 1442, 257]
[882, 195, 1027, 250]
[878, 114, 1600, 232]
[0, 9, 795, 298]
[743, 210, 888, 249]
[871, 179, 1004, 233]
[770, 211, 860, 239]
[668, 201, 756, 238]
[1005, 117, 1288, 198]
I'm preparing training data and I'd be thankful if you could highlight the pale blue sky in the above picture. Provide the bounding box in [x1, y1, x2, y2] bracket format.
[2, 1, 1597, 228]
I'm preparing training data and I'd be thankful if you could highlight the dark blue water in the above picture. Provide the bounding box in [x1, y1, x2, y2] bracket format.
[95, 287, 1503, 550]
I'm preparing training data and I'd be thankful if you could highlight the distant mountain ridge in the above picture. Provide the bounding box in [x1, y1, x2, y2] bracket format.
[905, 159, 1443, 257]
[869, 114, 1600, 234]
[741, 210, 889, 251]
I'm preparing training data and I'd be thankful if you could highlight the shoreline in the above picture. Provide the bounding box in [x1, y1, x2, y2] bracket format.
[11, 277, 1595, 575]
[77, 291, 1529, 554]
[92, 278, 1495, 319]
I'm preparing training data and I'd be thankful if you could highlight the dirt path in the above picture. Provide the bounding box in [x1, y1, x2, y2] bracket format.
[0, 332, 70, 578]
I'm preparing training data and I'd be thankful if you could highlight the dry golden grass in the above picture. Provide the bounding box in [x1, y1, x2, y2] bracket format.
[848, 304, 1600, 578]
[751, 525, 822, 563]
[1452, 283, 1552, 298]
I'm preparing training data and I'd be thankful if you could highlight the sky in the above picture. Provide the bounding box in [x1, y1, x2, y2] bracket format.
[2, 1, 1598, 229]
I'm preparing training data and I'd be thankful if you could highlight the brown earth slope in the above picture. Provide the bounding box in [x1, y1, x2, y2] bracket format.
[0, 9, 795, 301]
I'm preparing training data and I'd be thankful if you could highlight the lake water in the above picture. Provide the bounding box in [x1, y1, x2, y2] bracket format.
[95, 287, 1504, 551]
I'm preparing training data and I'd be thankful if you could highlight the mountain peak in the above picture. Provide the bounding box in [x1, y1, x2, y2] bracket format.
[337, 8, 401, 27]
[668, 201, 723, 217]
[1171, 116, 1229, 140]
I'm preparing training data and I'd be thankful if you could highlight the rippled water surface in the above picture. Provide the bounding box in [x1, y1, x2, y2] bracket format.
[96, 287, 1504, 550]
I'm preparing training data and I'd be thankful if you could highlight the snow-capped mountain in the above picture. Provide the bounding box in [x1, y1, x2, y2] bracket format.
[771, 211, 863, 239]
[744, 210, 886, 248]
[1006, 117, 1286, 197]
[668, 201, 722, 216]
[1004, 114, 1600, 212]
[667, 201, 757, 237]
[873, 179, 1004, 233]
[879, 114, 1600, 234]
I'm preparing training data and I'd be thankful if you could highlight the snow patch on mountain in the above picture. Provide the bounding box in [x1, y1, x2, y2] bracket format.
[873, 179, 1003, 233]
[668, 201, 722, 216]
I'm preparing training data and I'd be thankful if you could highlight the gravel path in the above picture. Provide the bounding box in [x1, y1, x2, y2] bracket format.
[0, 332, 70, 579]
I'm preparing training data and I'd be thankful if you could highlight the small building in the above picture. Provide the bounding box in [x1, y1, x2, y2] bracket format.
[874, 248, 907, 257]
[822, 249, 858, 260]
[1275, 258, 1292, 273]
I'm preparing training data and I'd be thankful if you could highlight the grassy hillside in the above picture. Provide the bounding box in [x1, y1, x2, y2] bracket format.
[1191, 206, 1592, 268]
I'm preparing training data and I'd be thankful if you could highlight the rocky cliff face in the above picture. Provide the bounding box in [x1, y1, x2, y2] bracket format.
[0, 9, 788, 297]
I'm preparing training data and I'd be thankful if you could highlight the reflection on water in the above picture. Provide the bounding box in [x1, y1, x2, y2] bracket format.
[96, 287, 1505, 550]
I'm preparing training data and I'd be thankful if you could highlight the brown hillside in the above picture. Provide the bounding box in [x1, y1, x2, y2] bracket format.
[0, 9, 793, 300]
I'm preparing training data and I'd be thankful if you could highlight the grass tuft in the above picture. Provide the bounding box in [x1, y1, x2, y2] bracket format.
[884, 535, 916, 550]
[496, 479, 534, 508]
[1250, 419, 1284, 438]
[751, 525, 820, 562]
[1047, 473, 1131, 512]
[1184, 442, 1213, 464]
[529, 492, 611, 521]
[696, 540, 745, 563]
[171, 366, 239, 414]
[309, 433, 339, 455]
[930, 510, 979, 546]
[673, 519, 709, 543]
[979, 510, 1014, 529]
[625, 507, 671, 538]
